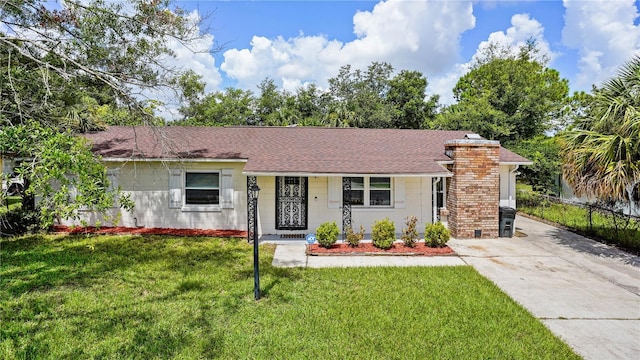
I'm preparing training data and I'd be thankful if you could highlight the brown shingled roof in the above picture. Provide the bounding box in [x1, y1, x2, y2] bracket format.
[84, 126, 531, 175]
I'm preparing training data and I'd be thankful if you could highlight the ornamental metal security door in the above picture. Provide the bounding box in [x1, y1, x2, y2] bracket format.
[276, 176, 308, 230]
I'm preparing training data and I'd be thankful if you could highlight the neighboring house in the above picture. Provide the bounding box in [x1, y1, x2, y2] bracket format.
[67, 126, 532, 239]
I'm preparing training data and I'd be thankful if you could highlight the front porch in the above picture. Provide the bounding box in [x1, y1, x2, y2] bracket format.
[246, 174, 448, 242]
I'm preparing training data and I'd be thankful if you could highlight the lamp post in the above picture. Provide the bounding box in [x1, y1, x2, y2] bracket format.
[249, 183, 261, 300]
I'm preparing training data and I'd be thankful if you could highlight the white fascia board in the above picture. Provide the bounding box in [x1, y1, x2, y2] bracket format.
[440, 159, 534, 166]
[242, 171, 453, 178]
[99, 157, 248, 163]
[500, 161, 534, 166]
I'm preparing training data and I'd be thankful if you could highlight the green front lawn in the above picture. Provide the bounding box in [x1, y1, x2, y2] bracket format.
[0, 234, 579, 359]
[518, 184, 640, 253]
[0, 196, 21, 215]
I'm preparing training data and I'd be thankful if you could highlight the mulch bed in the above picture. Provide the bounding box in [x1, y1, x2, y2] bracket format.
[52, 225, 247, 238]
[307, 242, 455, 256]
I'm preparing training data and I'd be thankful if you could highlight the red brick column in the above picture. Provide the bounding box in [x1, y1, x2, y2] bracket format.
[445, 139, 500, 239]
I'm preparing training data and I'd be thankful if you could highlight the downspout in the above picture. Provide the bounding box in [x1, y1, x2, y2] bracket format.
[509, 165, 519, 208]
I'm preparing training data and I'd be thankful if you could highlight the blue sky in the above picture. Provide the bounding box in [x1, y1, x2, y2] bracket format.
[168, 0, 640, 105]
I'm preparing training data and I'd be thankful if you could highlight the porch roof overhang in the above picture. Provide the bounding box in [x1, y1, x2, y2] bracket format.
[242, 171, 453, 177]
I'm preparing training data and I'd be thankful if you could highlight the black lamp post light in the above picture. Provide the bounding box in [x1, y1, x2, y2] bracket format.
[249, 183, 261, 300]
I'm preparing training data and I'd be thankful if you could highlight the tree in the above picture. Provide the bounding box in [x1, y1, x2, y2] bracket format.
[1, 0, 202, 230]
[328, 62, 394, 128]
[510, 135, 562, 195]
[176, 88, 254, 126]
[0, 122, 133, 228]
[387, 70, 438, 129]
[435, 41, 569, 145]
[327, 62, 438, 128]
[1, 0, 203, 125]
[561, 55, 640, 205]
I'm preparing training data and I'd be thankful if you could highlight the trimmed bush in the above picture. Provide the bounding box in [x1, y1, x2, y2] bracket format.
[372, 218, 395, 249]
[316, 221, 339, 248]
[401, 216, 419, 247]
[346, 225, 365, 247]
[424, 222, 450, 248]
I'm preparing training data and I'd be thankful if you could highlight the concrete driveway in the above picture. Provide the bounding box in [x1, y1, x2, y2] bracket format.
[448, 215, 640, 360]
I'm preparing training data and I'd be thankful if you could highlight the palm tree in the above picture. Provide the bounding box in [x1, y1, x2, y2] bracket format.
[562, 55, 640, 204]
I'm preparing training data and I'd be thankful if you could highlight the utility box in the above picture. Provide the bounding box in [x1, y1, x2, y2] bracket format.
[499, 207, 517, 238]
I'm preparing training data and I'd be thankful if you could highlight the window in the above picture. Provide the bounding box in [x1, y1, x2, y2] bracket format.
[185, 172, 220, 205]
[348, 177, 365, 205]
[346, 177, 391, 206]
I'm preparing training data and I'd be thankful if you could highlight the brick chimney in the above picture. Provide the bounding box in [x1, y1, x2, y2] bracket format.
[444, 137, 500, 239]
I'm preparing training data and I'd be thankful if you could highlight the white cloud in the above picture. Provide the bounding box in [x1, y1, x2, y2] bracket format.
[562, 0, 640, 89]
[472, 13, 555, 65]
[220, 0, 476, 95]
[144, 10, 223, 119]
[431, 13, 554, 105]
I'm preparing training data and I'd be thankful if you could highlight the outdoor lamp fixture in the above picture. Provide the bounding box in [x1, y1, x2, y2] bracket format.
[250, 183, 261, 300]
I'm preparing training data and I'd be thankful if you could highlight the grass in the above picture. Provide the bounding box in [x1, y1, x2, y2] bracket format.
[0, 196, 21, 215]
[518, 184, 640, 253]
[1, 234, 580, 359]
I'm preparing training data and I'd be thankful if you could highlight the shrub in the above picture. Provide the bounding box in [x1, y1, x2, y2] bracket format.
[316, 221, 339, 248]
[371, 218, 395, 249]
[424, 222, 450, 248]
[346, 225, 365, 247]
[401, 216, 419, 247]
[1, 207, 42, 235]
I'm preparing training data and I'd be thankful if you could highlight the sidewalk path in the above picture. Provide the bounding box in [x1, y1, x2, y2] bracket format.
[448, 216, 640, 360]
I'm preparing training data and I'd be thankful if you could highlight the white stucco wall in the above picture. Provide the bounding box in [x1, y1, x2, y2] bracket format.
[499, 164, 518, 209]
[67, 160, 248, 230]
[66, 160, 520, 233]
[255, 176, 436, 236]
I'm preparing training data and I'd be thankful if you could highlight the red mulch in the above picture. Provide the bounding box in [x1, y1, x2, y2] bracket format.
[307, 242, 455, 256]
[52, 225, 247, 238]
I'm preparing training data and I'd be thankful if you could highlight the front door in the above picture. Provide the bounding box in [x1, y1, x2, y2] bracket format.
[276, 176, 308, 230]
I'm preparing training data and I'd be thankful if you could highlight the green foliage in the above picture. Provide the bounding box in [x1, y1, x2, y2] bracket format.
[387, 70, 439, 129]
[371, 218, 396, 249]
[435, 41, 569, 145]
[316, 221, 339, 248]
[561, 55, 640, 204]
[518, 184, 640, 253]
[425, 222, 450, 248]
[401, 216, 419, 247]
[328, 62, 438, 128]
[0, 234, 580, 359]
[345, 225, 365, 247]
[174, 61, 439, 129]
[1, 0, 200, 125]
[509, 136, 562, 195]
[176, 87, 255, 126]
[0, 121, 134, 230]
[0, 207, 41, 235]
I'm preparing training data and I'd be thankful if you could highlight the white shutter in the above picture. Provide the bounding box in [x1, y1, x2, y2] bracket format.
[394, 177, 405, 208]
[168, 169, 182, 209]
[2, 158, 13, 175]
[107, 169, 119, 190]
[328, 177, 341, 209]
[107, 169, 119, 208]
[220, 169, 234, 209]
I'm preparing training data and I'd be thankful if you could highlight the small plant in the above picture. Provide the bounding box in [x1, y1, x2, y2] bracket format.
[371, 218, 395, 249]
[316, 221, 339, 248]
[346, 225, 365, 247]
[425, 222, 450, 248]
[401, 216, 419, 247]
